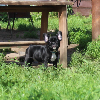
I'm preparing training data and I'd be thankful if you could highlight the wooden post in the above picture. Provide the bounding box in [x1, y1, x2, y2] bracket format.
[59, 6, 68, 68]
[92, 0, 100, 40]
[40, 11, 49, 40]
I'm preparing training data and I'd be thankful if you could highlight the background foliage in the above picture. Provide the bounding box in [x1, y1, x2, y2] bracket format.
[0, 52, 100, 99]
[0, 12, 8, 22]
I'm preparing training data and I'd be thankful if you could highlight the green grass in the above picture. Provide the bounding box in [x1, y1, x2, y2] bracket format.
[0, 16, 59, 39]
[0, 17, 58, 30]
[1, 13, 99, 99]
[0, 52, 100, 99]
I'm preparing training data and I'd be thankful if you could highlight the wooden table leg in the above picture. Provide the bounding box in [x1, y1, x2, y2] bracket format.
[59, 6, 68, 68]
[40, 11, 49, 40]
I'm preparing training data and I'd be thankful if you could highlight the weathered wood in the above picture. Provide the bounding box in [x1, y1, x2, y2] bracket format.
[0, 6, 67, 12]
[0, 41, 46, 46]
[92, 0, 100, 40]
[40, 11, 49, 40]
[0, 6, 56, 12]
[59, 6, 68, 68]
[72, 0, 92, 17]
[0, 1, 74, 5]
[8, 12, 31, 18]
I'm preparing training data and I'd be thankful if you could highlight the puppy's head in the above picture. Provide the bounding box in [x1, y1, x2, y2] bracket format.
[43, 31, 62, 51]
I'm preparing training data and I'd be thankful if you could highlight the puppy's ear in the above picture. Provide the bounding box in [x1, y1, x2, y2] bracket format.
[43, 33, 48, 42]
[57, 31, 62, 41]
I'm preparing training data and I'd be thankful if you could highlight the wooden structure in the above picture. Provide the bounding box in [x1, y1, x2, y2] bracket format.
[0, 41, 46, 46]
[72, 0, 92, 16]
[92, 0, 100, 40]
[0, 0, 73, 68]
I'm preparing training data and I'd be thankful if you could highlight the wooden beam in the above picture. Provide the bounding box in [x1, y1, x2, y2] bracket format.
[0, 41, 46, 46]
[59, 6, 68, 68]
[92, 0, 100, 40]
[40, 11, 49, 40]
[0, 6, 58, 12]
[0, 1, 74, 5]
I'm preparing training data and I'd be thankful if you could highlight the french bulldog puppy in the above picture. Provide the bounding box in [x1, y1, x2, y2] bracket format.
[24, 31, 62, 68]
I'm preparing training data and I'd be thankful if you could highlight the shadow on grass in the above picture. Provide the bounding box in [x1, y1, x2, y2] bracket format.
[17, 23, 41, 39]
[17, 24, 38, 31]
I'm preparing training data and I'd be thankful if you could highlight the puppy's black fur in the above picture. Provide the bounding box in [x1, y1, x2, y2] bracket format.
[24, 31, 62, 68]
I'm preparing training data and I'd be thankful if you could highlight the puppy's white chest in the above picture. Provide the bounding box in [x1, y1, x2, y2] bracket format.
[51, 53, 56, 61]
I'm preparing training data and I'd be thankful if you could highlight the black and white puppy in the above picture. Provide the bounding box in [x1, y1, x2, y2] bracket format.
[24, 31, 62, 68]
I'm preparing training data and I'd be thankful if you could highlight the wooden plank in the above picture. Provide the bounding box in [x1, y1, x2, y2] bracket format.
[72, 0, 92, 8]
[0, 6, 61, 12]
[8, 12, 31, 18]
[72, 0, 92, 16]
[73, 7, 91, 17]
[0, 41, 46, 46]
[0, 1, 74, 5]
[92, 0, 100, 40]
[40, 11, 49, 40]
[59, 6, 68, 68]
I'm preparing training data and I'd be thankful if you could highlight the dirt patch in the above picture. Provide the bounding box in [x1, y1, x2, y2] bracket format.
[0, 29, 39, 42]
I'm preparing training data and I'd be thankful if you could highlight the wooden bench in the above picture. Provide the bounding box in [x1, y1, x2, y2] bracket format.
[0, 0, 74, 68]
